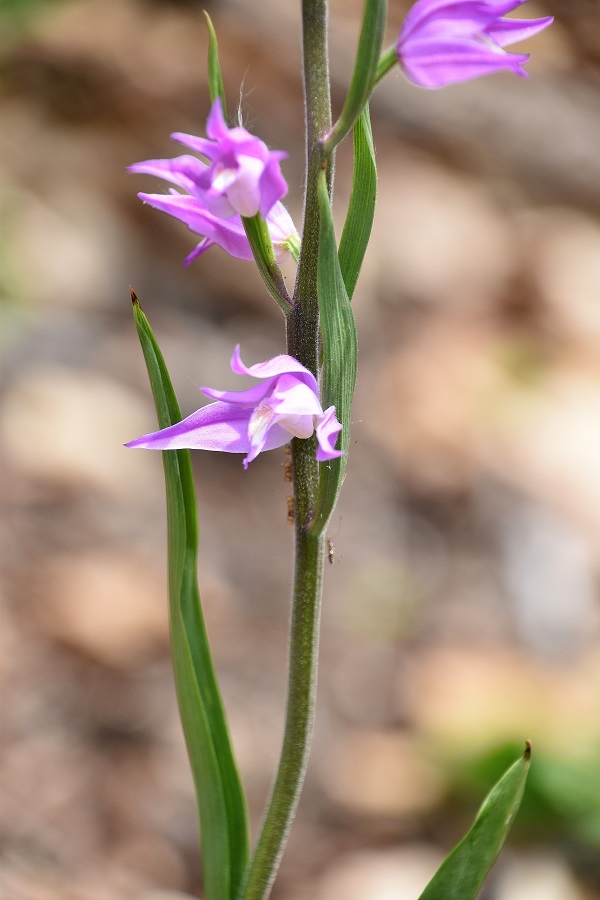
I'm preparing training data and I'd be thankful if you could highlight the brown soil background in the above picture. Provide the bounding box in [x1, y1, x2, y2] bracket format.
[1, 1, 599, 897]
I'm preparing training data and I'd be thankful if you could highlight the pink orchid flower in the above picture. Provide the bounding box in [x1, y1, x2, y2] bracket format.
[129, 98, 297, 263]
[126, 346, 343, 470]
[396, 0, 553, 88]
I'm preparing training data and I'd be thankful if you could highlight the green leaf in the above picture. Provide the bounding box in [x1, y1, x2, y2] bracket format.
[130, 291, 249, 900]
[419, 743, 532, 900]
[324, 0, 387, 153]
[312, 172, 358, 534]
[204, 11, 227, 114]
[241, 213, 293, 314]
[338, 104, 377, 301]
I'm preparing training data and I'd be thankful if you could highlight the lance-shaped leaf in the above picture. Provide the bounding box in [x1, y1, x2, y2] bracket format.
[311, 172, 358, 534]
[419, 743, 532, 900]
[338, 104, 377, 301]
[131, 292, 249, 900]
[323, 0, 387, 153]
[204, 11, 227, 115]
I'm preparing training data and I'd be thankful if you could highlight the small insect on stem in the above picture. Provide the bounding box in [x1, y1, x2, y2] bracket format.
[326, 537, 336, 565]
[286, 495, 295, 525]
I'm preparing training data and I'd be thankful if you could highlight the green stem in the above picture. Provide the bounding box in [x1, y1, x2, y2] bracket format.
[238, 0, 331, 896]
[373, 43, 397, 87]
[238, 527, 324, 899]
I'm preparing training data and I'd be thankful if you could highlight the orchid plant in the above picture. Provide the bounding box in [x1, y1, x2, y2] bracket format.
[126, 1, 552, 897]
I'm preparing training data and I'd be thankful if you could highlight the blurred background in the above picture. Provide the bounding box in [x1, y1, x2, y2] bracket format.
[1, 0, 599, 897]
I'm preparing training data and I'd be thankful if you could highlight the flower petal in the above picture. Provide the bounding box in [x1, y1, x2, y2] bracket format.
[129, 156, 235, 218]
[126, 399, 291, 469]
[400, 0, 523, 43]
[135, 191, 296, 264]
[201, 379, 277, 407]
[487, 15, 554, 47]
[171, 131, 220, 161]
[138, 193, 257, 259]
[269, 375, 324, 417]
[400, 36, 530, 87]
[258, 154, 290, 218]
[183, 238, 213, 266]
[229, 345, 319, 392]
[315, 406, 344, 461]
[128, 155, 209, 194]
[125, 402, 253, 452]
[205, 95, 229, 142]
[396, 0, 551, 88]
[218, 154, 265, 218]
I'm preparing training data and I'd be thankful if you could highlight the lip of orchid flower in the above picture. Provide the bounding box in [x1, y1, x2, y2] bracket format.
[396, 0, 553, 89]
[135, 189, 298, 265]
[166, 97, 288, 219]
[125, 346, 344, 470]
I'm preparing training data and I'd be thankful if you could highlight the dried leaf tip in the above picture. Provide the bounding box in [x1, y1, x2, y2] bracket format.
[129, 286, 140, 307]
[524, 740, 532, 760]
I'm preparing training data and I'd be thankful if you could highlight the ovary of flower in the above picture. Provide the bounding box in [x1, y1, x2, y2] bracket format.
[125, 346, 343, 470]
[396, 0, 553, 89]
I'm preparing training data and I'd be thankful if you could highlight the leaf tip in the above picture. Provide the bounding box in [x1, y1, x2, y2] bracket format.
[524, 739, 532, 760]
[129, 286, 141, 308]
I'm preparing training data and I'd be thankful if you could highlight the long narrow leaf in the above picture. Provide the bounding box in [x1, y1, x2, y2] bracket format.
[419, 743, 532, 900]
[312, 173, 358, 534]
[338, 104, 377, 301]
[131, 291, 249, 900]
[324, 0, 387, 153]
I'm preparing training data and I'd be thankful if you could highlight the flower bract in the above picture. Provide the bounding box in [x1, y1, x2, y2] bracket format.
[126, 346, 344, 470]
[396, 0, 553, 88]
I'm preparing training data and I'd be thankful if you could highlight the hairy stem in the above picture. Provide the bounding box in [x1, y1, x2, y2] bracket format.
[238, 0, 331, 896]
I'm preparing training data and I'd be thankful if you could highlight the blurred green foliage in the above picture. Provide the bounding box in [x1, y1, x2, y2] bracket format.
[1, 0, 66, 35]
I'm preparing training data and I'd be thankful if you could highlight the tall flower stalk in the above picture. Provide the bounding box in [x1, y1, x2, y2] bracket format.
[126, 0, 552, 896]
[239, 5, 333, 894]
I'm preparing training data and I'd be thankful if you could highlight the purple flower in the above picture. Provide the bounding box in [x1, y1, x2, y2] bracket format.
[133, 97, 287, 219]
[129, 99, 297, 263]
[126, 346, 343, 470]
[396, 0, 553, 88]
